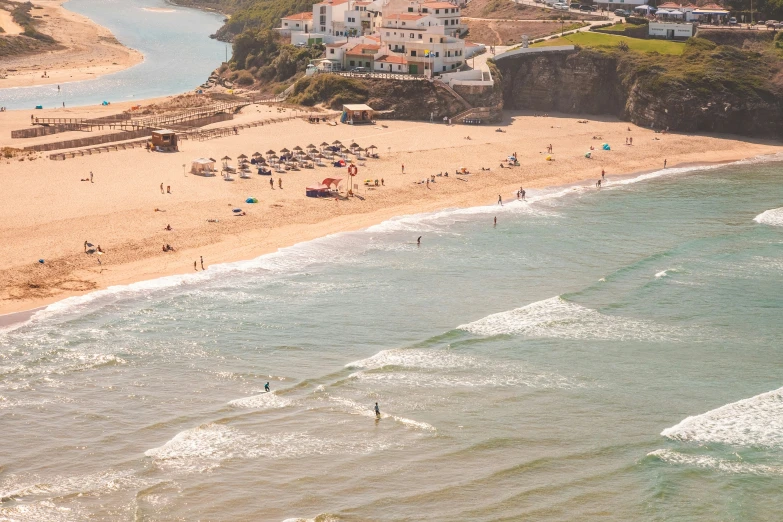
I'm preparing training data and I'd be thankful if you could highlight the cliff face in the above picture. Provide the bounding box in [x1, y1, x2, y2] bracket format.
[496, 47, 783, 137]
[365, 79, 466, 120]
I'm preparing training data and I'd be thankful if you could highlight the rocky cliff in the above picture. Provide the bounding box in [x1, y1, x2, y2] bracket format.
[495, 42, 783, 137]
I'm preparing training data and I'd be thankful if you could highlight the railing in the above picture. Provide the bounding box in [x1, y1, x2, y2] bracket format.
[332, 71, 427, 80]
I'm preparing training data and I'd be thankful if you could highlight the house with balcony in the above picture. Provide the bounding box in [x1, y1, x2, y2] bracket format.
[278, 12, 313, 36]
[380, 12, 465, 74]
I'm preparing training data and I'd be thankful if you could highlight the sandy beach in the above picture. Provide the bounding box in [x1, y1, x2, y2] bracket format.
[0, 101, 780, 316]
[0, 0, 143, 89]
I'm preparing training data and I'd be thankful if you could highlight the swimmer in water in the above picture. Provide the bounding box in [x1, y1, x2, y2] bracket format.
[374, 402, 381, 418]
[265, 382, 270, 392]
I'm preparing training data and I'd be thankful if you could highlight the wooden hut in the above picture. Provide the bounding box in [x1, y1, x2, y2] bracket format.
[150, 129, 178, 151]
[341, 104, 374, 125]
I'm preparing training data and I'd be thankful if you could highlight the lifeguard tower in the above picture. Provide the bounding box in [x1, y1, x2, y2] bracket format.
[150, 129, 178, 151]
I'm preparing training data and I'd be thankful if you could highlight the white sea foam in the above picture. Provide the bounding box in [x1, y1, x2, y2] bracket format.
[346, 348, 577, 389]
[326, 395, 436, 432]
[661, 386, 783, 448]
[753, 207, 783, 227]
[458, 296, 679, 342]
[0, 469, 148, 504]
[145, 423, 397, 472]
[228, 391, 292, 410]
[648, 449, 783, 476]
[655, 268, 679, 278]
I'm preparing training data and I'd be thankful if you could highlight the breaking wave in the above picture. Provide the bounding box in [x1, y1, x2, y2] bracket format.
[754, 207, 783, 227]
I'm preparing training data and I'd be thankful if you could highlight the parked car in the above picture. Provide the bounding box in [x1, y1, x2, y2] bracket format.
[765, 19, 778, 27]
[728, 17, 738, 25]
[554, 3, 570, 10]
[579, 4, 595, 11]
[351, 66, 368, 73]
[570, 2, 581, 8]
[614, 8, 630, 16]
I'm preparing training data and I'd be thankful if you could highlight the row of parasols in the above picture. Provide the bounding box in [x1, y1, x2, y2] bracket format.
[220, 141, 379, 170]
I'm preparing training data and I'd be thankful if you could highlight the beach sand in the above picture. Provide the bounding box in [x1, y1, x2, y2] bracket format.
[0, 0, 143, 89]
[0, 102, 780, 316]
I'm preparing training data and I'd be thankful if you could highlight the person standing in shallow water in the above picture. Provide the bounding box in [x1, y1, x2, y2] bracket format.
[265, 382, 270, 392]
[417, 236, 421, 246]
[374, 402, 381, 418]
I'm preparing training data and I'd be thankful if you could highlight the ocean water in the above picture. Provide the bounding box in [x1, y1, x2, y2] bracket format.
[0, 0, 225, 110]
[2, 158, 783, 521]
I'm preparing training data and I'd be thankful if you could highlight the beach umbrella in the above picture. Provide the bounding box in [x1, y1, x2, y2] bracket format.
[280, 147, 290, 153]
[320, 141, 329, 150]
[238, 154, 248, 159]
[266, 149, 275, 156]
[293, 146, 303, 151]
[332, 140, 342, 145]
[221, 155, 231, 167]
[367, 145, 377, 151]
[209, 157, 217, 162]
[252, 152, 261, 158]
[349, 142, 359, 149]
[307, 144, 317, 150]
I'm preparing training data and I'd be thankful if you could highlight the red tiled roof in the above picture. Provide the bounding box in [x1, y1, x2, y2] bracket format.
[283, 11, 313, 20]
[376, 54, 408, 64]
[346, 43, 381, 55]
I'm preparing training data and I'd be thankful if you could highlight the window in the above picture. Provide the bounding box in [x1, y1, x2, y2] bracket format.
[321, 25, 326, 31]
[442, 65, 446, 71]
[411, 50, 417, 56]
[429, 37, 433, 42]
[320, 15, 326, 24]
[422, 7, 428, 12]
[408, 6, 413, 11]
[350, 60, 356, 66]
[295, 23, 300, 27]
[386, 32, 389, 36]
[402, 22, 406, 25]
[410, 33, 414, 38]
[435, 9, 440, 14]
[320, 6, 326, 13]
[397, 65, 401, 70]
[284, 22, 288, 26]
[418, 34, 422, 39]
[435, 51, 439, 57]
[365, 61, 370, 67]
[330, 48, 335, 54]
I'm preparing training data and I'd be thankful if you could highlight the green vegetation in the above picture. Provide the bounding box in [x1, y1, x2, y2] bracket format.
[171, 0, 317, 39]
[617, 37, 779, 99]
[11, 1, 55, 42]
[288, 74, 369, 108]
[229, 28, 322, 84]
[594, 22, 646, 35]
[532, 32, 686, 55]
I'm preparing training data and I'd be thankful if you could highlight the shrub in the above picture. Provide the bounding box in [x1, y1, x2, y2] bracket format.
[617, 40, 630, 52]
[235, 70, 255, 85]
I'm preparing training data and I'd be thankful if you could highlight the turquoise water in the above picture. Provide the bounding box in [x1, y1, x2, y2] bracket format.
[1, 159, 783, 520]
[0, 0, 225, 110]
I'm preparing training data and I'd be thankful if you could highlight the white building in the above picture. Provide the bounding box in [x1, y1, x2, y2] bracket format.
[648, 21, 694, 39]
[380, 12, 465, 74]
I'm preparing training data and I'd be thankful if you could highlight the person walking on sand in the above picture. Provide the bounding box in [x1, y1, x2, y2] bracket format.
[630, 137, 633, 145]
[167, 185, 171, 194]
[278, 177, 282, 189]
[270, 178, 274, 189]
[200, 256, 204, 270]
[160, 183, 164, 194]
[90, 171, 93, 183]
[374, 402, 381, 419]
[664, 159, 667, 169]
[498, 195, 503, 206]
[194, 261, 198, 271]
[601, 169, 605, 181]
[401, 164, 405, 174]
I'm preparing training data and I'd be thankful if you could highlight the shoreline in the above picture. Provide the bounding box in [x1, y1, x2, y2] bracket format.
[1, 151, 777, 329]
[0, 0, 144, 90]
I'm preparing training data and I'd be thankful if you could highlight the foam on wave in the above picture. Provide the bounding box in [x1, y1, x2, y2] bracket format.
[754, 207, 783, 227]
[326, 396, 436, 432]
[228, 391, 292, 410]
[661, 386, 783, 448]
[457, 296, 679, 342]
[648, 449, 783, 475]
[145, 423, 397, 472]
[345, 348, 577, 389]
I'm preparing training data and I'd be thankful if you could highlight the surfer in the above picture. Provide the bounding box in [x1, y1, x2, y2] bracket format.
[374, 402, 381, 418]
[265, 382, 270, 392]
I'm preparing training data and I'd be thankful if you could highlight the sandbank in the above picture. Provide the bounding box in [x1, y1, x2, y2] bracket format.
[0, 0, 143, 89]
[0, 102, 780, 316]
